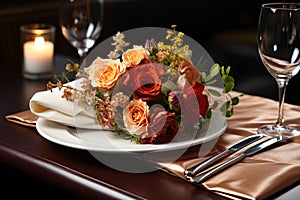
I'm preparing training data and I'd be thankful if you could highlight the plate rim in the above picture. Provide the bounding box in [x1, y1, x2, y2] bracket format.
[36, 112, 227, 153]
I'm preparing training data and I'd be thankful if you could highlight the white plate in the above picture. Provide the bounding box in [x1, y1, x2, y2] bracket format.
[36, 111, 227, 153]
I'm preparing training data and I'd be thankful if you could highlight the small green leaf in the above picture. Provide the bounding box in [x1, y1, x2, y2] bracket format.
[231, 97, 239, 105]
[206, 109, 212, 119]
[225, 101, 230, 109]
[201, 72, 207, 80]
[220, 102, 227, 113]
[205, 80, 217, 85]
[61, 72, 70, 83]
[204, 74, 213, 82]
[195, 56, 204, 68]
[208, 88, 221, 97]
[225, 66, 231, 75]
[210, 101, 218, 109]
[225, 109, 233, 117]
[224, 82, 234, 93]
[221, 66, 225, 75]
[222, 75, 234, 84]
[210, 63, 220, 77]
[220, 101, 230, 113]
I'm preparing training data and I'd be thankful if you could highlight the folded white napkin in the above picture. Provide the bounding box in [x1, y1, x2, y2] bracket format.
[29, 79, 104, 129]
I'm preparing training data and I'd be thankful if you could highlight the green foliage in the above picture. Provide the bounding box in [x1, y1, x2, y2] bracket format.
[201, 63, 241, 118]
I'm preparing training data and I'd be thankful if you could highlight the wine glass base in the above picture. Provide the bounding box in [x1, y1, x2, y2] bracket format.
[257, 124, 300, 137]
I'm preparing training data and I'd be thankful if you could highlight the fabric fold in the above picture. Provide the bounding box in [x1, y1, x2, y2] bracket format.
[158, 93, 300, 200]
[6, 90, 300, 200]
[29, 79, 104, 129]
[5, 110, 38, 127]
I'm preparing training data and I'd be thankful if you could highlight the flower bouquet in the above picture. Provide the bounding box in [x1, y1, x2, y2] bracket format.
[48, 26, 239, 144]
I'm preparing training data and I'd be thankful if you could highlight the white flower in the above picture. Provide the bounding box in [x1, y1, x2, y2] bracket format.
[111, 31, 130, 52]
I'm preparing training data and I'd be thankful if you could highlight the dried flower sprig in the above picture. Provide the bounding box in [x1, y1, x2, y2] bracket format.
[107, 31, 130, 59]
[155, 25, 191, 71]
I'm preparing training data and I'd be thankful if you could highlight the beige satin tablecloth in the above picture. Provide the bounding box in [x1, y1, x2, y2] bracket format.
[5, 91, 300, 200]
[160, 91, 300, 200]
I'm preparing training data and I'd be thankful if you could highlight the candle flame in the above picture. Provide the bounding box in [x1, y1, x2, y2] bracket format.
[34, 37, 45, 49]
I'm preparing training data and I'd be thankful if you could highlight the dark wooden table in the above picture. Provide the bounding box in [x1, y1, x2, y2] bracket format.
[0, 55, 299, 200]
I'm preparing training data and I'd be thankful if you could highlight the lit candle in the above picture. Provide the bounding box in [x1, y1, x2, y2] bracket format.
[23, 36, 54, 74]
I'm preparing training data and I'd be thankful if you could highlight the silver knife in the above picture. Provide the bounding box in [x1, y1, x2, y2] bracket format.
[184, 134, 264, 180]
[189, 135, 288, 183]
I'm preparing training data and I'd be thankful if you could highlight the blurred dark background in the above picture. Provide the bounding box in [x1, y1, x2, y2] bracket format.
[1, 0, 300, 105]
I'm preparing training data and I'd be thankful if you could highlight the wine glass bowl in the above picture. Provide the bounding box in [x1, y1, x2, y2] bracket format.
[59, 0, 104, 60]
[257, 2, 300, 136]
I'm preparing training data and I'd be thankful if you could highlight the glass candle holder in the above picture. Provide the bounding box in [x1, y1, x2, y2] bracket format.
[20, 23, 56, 80]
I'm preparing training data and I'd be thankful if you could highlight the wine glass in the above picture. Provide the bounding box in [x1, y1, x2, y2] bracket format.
[58, 0, 104, 61]
[257, 2, 300, 136]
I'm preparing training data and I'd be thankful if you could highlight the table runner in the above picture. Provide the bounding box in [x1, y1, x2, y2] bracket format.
[5, 91, 300, 199]
[158, 92, 300, 200]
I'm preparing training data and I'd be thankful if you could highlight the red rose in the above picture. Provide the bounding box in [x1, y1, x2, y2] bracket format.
[182, 81, 209, 124]
[122, 62, 164, 102]
[141, 107, 179, 144]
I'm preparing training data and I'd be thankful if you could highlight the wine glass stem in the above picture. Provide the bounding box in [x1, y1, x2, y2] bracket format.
[78, 48, 88, 62]
[276, 79, 288, 127]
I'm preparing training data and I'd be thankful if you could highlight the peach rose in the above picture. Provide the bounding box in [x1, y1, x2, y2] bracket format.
[123, 99, 149, 135]
[178, 58, 201, 85]
[85, 57, 126, 92]
[122, 45, 148, 67]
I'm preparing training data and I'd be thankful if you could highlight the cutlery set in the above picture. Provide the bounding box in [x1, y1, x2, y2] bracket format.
[184, 134, 288, 183]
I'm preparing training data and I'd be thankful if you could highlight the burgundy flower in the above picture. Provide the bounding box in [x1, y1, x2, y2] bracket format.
[168, 91, 183, 113]
[141, 107, 179, 144]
